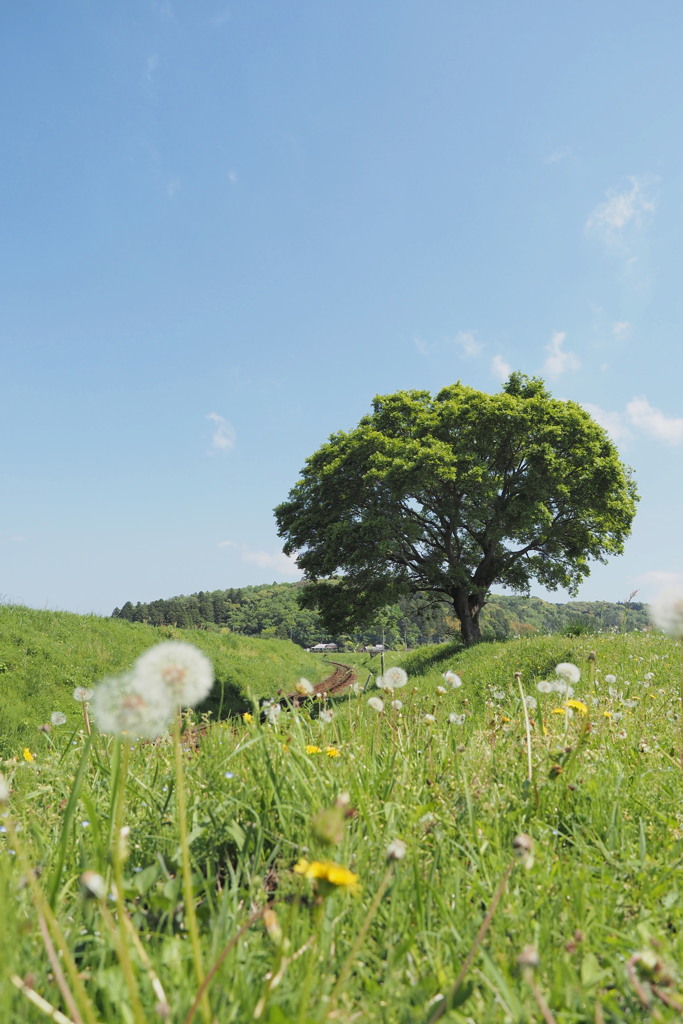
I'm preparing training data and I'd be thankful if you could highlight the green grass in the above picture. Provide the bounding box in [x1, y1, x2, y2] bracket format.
[0, 604, 330, 755]
[2, 617, 683, 1022]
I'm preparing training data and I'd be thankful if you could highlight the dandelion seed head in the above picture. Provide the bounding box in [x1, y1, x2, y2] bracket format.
[649, 587, 683, 638]
[443, 671, 462, 688]
[51, 711, 67, 726]
[319, 708, 334, 724]
[448, 713, 466, 725]
[131, 642, 214, 709]
[386, 838, 407, 861]
[73, 687, 94, 703]
[367, 696, 384, 713]
[296, 677, 314, 696]
[555, 663, 581, 684]
[92, 675, 172, 739]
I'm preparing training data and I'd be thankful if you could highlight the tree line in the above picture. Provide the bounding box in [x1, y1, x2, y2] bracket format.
[112, 582, 649, 648]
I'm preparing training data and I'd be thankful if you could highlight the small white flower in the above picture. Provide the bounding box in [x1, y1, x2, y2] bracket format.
[367, 697, 384, 713]
[92, 675, 173, 739]
[649, 587, 683, 638]
[318, 708, 334, 724]
[386, 838, 407, 861]
[73, 687, 94, 702]
[424, 713, 436, 723]
[605, 674, 617, 684]
[448, 713, 466, 725]
[443, 671, 462, 688]
[51, 711, 67, 726]
[296, 677, 315, 696]
[555, 663, 580, 684]
[265, 703, 282, 724]
[378, 666, 408, 691]
[131, 642, 214, 709]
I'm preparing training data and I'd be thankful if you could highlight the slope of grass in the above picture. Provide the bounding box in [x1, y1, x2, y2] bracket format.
[2, 625, 683, 1022]
[0, 604, 329, 755]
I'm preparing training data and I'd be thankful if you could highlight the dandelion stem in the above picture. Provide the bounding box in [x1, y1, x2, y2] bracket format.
[37, 914, 84, 1024]
[516, 673, 533, 784]
[10, 974, 79, 1024]
[47, 733, 92, 908]
[173, 712, 211, 1024]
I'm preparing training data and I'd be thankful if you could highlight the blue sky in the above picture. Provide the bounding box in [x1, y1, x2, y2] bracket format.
[2, 1, 682, 616]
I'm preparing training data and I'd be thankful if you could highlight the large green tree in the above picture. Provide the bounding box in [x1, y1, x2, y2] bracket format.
[274, 374, 639, 645]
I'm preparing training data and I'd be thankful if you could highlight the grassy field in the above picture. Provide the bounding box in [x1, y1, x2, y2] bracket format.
[2, 610, 683, 1022]
[0, 605, 330, 756]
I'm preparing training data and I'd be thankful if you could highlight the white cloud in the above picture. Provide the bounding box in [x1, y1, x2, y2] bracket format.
[218, 541, 299, 576]
[145, 54, 160, 82]
[542, 331, 580, 378]
[414, 336, 432, 356]
[455, 330, 483, 358]
[166, 178, 181, 199]
[626, 396, 683, 444]
[581, 403, 630, 442]
[491, 355, 511, 381]
[544, 146, 572, 164]
[612, 321, 631, 339]
[585, 177, 655, 247]
[207, 412, 236, 452]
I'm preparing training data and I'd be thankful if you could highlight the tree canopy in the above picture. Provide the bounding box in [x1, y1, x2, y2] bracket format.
[274, 373, 639, 644]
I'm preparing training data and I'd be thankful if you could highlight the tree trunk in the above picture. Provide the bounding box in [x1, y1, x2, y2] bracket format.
[452, 589, 483, 646]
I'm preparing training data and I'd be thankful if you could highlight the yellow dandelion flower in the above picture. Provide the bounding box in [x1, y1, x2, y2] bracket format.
[23, 747, 35, 762]
[242, 712, 254, 723]
[500, 715, 510, 723]
[294, 858, 359, 892]
[550, 707, 566, 715]
[305, 744, 322, 755]
[565, 699, 588, 715]
[325, 746, 341, 757]
[282, 743, 290, 752]
[603, 711, 612, 718]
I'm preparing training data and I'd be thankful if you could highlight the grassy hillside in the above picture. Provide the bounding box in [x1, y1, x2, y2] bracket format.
[2, 624, 683, 1022]
[0, 604, 330, 756]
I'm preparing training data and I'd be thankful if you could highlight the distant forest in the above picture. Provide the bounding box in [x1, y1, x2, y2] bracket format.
[112, 582, 650, 648]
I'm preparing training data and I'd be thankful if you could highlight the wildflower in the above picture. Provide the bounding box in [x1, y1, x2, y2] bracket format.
[386, 838, 407, 861]
[265, 703, 282, 725]
[550, 707, 568, 715]
[565, 699, 588, 715]
[92, 675, 173, 739]
[131, 641, 214, 709]
[319, 708, 334, 724]
[443, 671, 462, 688]
[242, 712, 254, 723]
[367, 697, 384, 713]
[605, 674, 617, 684]
[22, 748, 34, 763]
[377, 666, 408, 691]
[51, 711, 67, 726]
[555, 663, 581, 684]
[436, 685, 447, 695]
[306, 744, 322, 754]
[649, 587, 683, 638]
[512, 832, 534, 870]
[390, 699, 403, 710]
[325, 746, 341, 757]
[73, 687, 94, 702]
[294, 858, 359, 892]
[448, 713, 466, 725]
[296, 677, 315, 696]
[80, 871, 107, 901]
[424, 714, 436, 723]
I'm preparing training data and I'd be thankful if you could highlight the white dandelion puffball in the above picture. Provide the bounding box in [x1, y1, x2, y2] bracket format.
[92, 675, 173, 739]
[386, 838, 407, 861]
[265, 703, 282, 724]
[51, 711, 67, 726]
[391, 699, 403, 710]
[555, 663, 580, 684]
[424, 713, 436, 723]
[380, 666, 408, 691]
[448, 713, 466, 725]
[604, 674, 617, 684]
[436, 685, 447, 695]
[523, 696, 537, 710]
[73, 687, 94, 703]
[131, 642, 214, 709]
[537, 681, 553, 693]
[296, 677, 315, 696]
[443, 671, 462, 688]
[367, 696, 385, 713]
[319, 708, 334, 724]
[649, 588, 683, 638]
